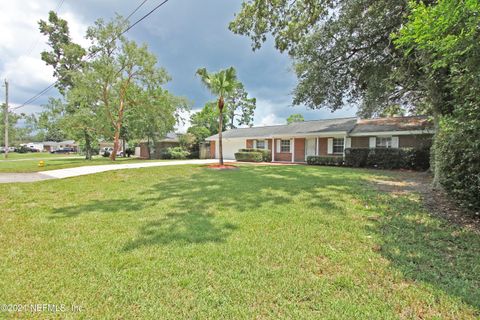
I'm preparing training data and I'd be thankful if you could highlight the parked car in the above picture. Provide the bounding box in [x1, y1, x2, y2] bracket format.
[50, 147, 75, 154]
[100, 147, 113, 156]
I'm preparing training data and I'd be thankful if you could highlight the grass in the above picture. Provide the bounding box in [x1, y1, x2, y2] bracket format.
[0, 154, 150, 173]
[0, 165, 478, 319]
[1, 152, 80, 160]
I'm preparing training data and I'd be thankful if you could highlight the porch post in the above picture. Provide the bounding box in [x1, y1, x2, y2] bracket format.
[271, 139, 275, 162]
[291, 138, 295, 162]
[316, 137, 319, 156]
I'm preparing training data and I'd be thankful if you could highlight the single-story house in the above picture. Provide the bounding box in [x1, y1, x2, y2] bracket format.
[43, 140, 78, 152]
[139, 133, 182, 159]
[205, 116, 434, 162]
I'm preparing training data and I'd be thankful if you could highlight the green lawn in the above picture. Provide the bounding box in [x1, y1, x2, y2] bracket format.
[1, 152, 80, 160]
[0, 155, 148, 173]
[0, 165, 478, 319]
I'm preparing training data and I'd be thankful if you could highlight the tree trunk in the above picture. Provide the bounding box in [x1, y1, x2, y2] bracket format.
[84, 129, 92, 160]
[147, 136, 151, 160]
[218, 105, 224, 166]
[111, 123, 121, 161]
[431, 112, 442, 190]
[110, 99, 125, 161]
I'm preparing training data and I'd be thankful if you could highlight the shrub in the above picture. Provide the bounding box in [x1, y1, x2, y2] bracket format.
[102, 150, 110, 158]
[238, 148, 272, 162]
[435, 111, 480, 212]
[400, 147, 430, 170]
[307, 156, 343, 166]
[366, 148, 403, 169]
[164, 147, 190, 159]
[125, 148, 135, 157]
[344, 147, 431, 170]
[344, 148, 369, 167]
[235, 151, 263, 162]
[16, 145, 29, 154]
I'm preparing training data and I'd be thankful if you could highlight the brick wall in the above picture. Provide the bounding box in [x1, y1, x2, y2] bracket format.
[210, 141, 216, 159]
[351, 137, 369, 148]
[399, 134, 433, 148]
[139, 142, 149, 159]
[246, 139, 254, 148]
[294, 138, 305, 162]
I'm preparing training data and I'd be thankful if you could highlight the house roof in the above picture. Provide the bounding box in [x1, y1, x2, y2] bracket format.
[350, 116, 433, 134]
[159, 132, 181, 142]
[206, 117, 358, 140]
[206, 115, 434, 140]
[42, 140, 77, 146]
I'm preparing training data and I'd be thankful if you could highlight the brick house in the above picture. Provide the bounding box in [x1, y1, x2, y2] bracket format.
[138, 133, 182, 159]
[205, 116, 434, 162]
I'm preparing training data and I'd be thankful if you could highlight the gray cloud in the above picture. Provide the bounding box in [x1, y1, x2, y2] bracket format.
[1, 0, 357, 127]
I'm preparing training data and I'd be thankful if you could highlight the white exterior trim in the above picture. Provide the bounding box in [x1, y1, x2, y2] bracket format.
[271, 139, 275, 161]
[391, 136, 399, 148]
[369, 137, 376, 148]
[349, 130, 434, 137]
[327, 138, 333, 154]
[206, 131, 349, 141]
[291, 138, 295, 162]
[345, 137, 352, 148]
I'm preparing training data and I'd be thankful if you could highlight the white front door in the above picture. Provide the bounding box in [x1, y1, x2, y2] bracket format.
[305, 138, 316, 160]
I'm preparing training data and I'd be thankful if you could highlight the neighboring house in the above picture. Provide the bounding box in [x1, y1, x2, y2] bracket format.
[43, 140, 78, 152]
[139, 133, 182, 159]
[205, 116, 434, 162]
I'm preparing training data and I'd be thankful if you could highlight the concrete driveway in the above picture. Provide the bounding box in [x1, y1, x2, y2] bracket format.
[0, 159, 219, 183]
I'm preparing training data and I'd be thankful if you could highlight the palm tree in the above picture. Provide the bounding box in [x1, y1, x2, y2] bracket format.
[196, 67, 238, 165]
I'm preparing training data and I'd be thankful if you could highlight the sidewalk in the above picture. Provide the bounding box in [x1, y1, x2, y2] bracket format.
[0, 159, 219, 183]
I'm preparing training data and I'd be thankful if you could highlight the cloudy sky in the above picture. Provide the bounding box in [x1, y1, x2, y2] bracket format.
[0, 0, 357, 131]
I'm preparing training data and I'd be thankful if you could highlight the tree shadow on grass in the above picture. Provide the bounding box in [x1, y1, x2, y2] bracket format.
[122, 212, 238, 251]
[365, 180, 480, 312]
[49, 165, 353, 251]
[48, 165, 480, 311]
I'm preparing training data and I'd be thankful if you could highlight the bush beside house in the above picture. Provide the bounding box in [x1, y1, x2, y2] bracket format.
[235, 151, 263, 162]
[434, 112, 480, 212]
[162, 147, 190, 159]
[307, 156, 343, 166]
[238, 148, 272, 162]
[309, 148, 430, 171]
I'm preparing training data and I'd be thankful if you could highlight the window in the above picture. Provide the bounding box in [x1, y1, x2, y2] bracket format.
[280, 140, 290, 152]
[376, 137, 392, 148]
[256, 140, 265, 149]
[332, 138, 344, 153]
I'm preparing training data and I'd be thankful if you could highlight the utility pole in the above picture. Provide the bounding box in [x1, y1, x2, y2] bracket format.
[3, 79, 8, 159]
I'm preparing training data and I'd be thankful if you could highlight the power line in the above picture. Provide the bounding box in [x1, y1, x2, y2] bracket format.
[15, 0, 169, 111]
[125, 0, 149, 21]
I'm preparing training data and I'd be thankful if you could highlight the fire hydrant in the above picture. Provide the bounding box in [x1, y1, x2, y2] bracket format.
[38, 160, 45, 168]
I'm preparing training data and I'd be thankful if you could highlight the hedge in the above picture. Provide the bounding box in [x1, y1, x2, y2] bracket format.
[366, 148, 403, 169]
[238, 148, 272, 162]
[435, 111, 480, 212]
[344, 148, 369, 167]
[162, 147, 190, 159]
[235, 151, 263, 162]
[400, 147, 430, 171]
[307, 156, 343, 166]
[343, 148, 430, 170]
